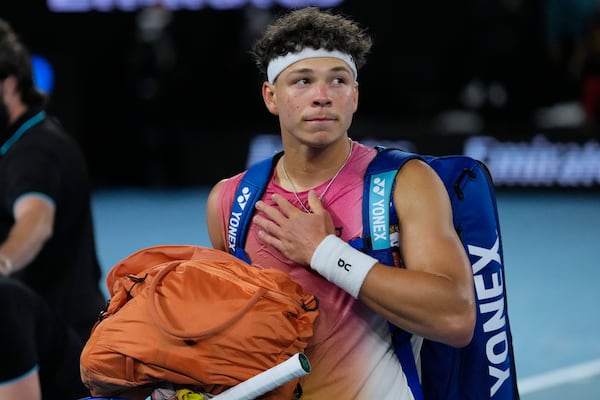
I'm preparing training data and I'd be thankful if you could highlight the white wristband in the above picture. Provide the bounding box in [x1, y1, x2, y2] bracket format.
[310, 234, 377, 298]
[0, 253, 13, 276]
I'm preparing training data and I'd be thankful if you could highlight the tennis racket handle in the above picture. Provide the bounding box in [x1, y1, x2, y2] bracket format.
[212, 353, 311, 400]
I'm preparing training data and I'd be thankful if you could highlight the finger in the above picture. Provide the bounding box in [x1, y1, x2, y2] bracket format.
[306, 190, 336, 233]
[253, 215, 286, 252]
[306, 190, 324, 214]
[271, 193, 304, 216]
[253, 214, 283, 238]
[257, 227, 282, 250]
[255, 199, 286, 223]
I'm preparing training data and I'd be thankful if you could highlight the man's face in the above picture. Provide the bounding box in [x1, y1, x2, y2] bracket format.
[263, 57, 358, 146]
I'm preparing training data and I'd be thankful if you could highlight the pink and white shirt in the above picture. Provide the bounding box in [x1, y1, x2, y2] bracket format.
[216, 142, 418, 400]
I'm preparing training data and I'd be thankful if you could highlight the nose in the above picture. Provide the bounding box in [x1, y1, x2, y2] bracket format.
[312, 82, 332, 107]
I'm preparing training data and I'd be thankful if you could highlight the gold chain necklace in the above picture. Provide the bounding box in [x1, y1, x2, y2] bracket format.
[281, 139, 354, 214]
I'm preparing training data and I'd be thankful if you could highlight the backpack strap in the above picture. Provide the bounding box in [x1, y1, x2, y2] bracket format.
[228, 152, 282, 264]
[349, 146, 420, 265]
[349, 146, 425, 400]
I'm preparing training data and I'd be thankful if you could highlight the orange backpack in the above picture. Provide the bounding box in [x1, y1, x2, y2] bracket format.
[80, 245, 319, 400]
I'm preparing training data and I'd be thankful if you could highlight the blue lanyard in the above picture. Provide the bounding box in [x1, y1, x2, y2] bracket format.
[0, 111, 46, 156]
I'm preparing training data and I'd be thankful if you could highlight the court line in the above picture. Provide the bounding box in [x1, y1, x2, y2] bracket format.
[518, 358, 600, 394]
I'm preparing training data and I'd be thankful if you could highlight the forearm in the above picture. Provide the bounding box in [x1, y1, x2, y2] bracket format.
[0, 231, 49, 275]
[0, 207, 53, 276]
[359, 264, 475, 347]
[310, 235, 475, 347]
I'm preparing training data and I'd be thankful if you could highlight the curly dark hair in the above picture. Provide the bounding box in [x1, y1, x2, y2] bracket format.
[0, 18, 46, 108]
[251, 7, 373, 81]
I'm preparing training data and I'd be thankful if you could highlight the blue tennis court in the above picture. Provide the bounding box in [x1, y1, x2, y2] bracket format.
[91, 187, 600, 399]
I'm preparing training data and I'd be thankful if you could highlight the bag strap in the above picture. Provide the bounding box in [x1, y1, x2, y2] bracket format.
[351, 146, 424, 400]
[349, 146, 420, 264]
[228, 153, 282, 263]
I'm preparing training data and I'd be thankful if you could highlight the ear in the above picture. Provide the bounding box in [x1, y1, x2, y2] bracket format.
[262, 82, 279, 116]
[352, 81, 359, 113]
[1, 76, 18, 100]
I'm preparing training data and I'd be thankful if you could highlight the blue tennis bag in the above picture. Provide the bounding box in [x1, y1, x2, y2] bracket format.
[228, 146, 519, 400]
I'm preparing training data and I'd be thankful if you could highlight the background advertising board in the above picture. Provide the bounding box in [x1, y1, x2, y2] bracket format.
[246, 133, 600, 190]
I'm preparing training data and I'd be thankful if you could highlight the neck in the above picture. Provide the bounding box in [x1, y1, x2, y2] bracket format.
[279, 138, 353, 192]
[9, 103, 28, 126]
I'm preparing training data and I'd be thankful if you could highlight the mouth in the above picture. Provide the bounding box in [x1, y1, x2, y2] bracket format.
[305, 115, 336, 122]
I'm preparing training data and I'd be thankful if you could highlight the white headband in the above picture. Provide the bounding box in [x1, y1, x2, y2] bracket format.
[266, 48, 357, 83]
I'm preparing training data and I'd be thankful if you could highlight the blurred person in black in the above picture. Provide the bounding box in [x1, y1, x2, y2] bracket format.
[0, 18, 105, 399]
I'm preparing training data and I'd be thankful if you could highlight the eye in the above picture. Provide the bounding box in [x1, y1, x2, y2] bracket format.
[294, 78, 310, 86]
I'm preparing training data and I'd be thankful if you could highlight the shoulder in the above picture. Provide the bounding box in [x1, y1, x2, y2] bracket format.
[209, 171, 245, 200]
[18, 115, 78, 153]
[206, 170, 254, 250]
[351, 141, 378, 159]
[25, 113, 67, 138]
[206, 171, 248, 220]
[392, 157, 451, 220]
[397, 156, 437, 178]
[347, 141, 378, 173]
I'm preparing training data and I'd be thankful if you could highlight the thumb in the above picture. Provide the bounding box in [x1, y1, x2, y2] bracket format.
[307, 190, 336, 234]
[306, 190, 324, 214]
